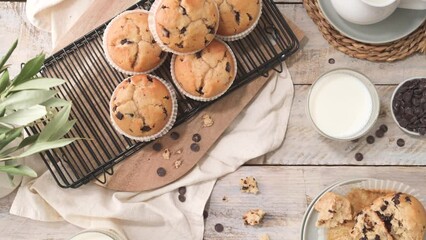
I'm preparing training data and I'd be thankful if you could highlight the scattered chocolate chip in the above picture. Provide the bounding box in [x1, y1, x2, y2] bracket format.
[192, 133, 201, 142]
[153, 142, 163, 152]
[375, 129, 384, 138]
[116, 111, 124, 120]
[195, 51, 202, 58]
[214, 223, 224, 233]
[157, 167, 166, 177]
[366, 135, 375, 144]
[190, 143, 200, 152]
[225, 62, 231, 72]
[328, 58, 335, 64]
[355, 153, 363, 161]
[379, 124, 388, 132]
[180, 27, 186, 34]
[397, 138, 405, 147]
[178, 186, 187, 195]
[203, 210, 209, 219]
[141, 126, 152, 132]
[247, 13, 253, 21]
[178, 195, 186, 202]
[170, 131, 180, 140]
[162, 28, 170, 38]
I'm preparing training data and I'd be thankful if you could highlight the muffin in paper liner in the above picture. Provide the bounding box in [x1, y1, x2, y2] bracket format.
[316, 178, 425, 240]
[148, 0, 220, 55]
[170, 38, 237, 102]
[109, 74, 178, 142]
[215, 0, 263, 42]
[102, 9, 167, 75]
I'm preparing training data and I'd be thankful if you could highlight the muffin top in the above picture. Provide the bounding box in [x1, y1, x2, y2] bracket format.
[105, 10, 165, 73]
[214, 0, 261, 36]
[153, 0, 219, 53]
[173, 39, 236, 99]
[110, 74, 173, 138]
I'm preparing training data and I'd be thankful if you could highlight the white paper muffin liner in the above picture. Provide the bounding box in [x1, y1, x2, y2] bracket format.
[170, 38, 238, 102]
[216, 0, 263, 42]
[109, 74, 178, 142]
[148, 0, 220, 55]
[317, 178, 425, 240]
[103, 9, 168, 75]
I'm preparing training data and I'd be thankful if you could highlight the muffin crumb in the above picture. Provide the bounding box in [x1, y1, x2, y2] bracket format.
[240, 176, 259, 194]
[259, 234, 270, 240]
[243, 209, 266, 226]
[202, 114, 214, 127]
[174, 159, 183, 169]
[162, 149, 171, 160]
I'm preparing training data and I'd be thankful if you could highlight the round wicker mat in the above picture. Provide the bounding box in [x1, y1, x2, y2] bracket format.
[303, 0, 426, 62]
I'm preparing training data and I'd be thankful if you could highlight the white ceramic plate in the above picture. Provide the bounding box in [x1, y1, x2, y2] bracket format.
[318, 0, 426, 44]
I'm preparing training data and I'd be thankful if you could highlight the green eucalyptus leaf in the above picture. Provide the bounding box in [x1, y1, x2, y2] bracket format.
[11, 78, 65, 91]
[0, 146, 19, 157]
[0, 105, 46, 126]
[0, 124, 12, 135]
[12, 53, 45, 86]
[38, 104, 71, 142]
[0, 69, 10, 93]
[49, 119, 76, 142]
[0, 127, 22, 150]
[41, 97, 70, 108]
[17, 138, 77, 158]
[0, 165, 37, 177]
[0, 40, 18, 71]
[0, 64, 11, 74]
[18, 134, 39, 149]
[0, 89, 57, 110]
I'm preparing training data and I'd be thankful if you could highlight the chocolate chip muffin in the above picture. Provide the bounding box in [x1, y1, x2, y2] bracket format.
[351, 208, 394, 240]
[148, 0, 219, 54]
[172, 39, 236, 101]
[369, 193, 426, 240]
[214, 0, 262, 40]
[104, 10, 166, 74]
[110, 74, 177, 141]
[314, 192, 353, 228]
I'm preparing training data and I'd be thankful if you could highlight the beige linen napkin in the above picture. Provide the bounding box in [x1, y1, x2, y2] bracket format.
[11, 69, 294, 239]
[14, 1, 296, 239]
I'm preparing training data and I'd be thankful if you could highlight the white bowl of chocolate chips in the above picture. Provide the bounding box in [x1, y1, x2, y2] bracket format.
[391, 77, 426, 136]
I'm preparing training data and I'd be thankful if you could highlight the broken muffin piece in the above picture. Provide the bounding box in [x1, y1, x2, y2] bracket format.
[240, 176, 259, 194]
[350, 208, 394, 240]
[243, 209, 266, 226]
[314, 192, 353, 228]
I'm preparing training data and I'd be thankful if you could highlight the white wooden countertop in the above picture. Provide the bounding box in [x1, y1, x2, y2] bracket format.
[0, 1, 425, 239]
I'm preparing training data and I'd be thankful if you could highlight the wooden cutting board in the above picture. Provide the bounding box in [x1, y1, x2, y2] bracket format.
[55, 0, 304, 192]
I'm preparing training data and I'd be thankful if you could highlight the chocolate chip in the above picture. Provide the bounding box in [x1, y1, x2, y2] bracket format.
[190, 143, 200, 152]
[116, 111, 124, 120]
[328, 58, 335, 64]
[207, 25, 215, 34]
[141, 126, 152, 132]
[147, 75, 153, 82]
[152, 39, 157, 44]
[392, 192, 401, 205]
[157, 167, 166, 177]
[375, 235, 380, 240]
[247, 13, 253, 21]
[380, 205, 387, 211]
[153, 142, 163, 152]
[178, 186, 186, 195]
[112, 105, 117, 112]
[375, 129, 384, 138]
[120, 39, 128, 45]
[328, 210, 336, 213]
[192, 134, 201, 142]
[196, 86, 204, 95]
[180, 27, 186, 34]
[180, 6, 187, 15]
[195, 51, 202, 58]
[170, 131, 180, 140]
[225, 62, 231, 72]
[203, 210, 209, 219]
[175, 41, 184, 48]
[214, 223, 224, 232]
[397, 138, 405, 147]
[234, 11, 240, 24]
[178, 195, 186, 202]
[379, 124, 388, 133]
[366, 135, 375, 144]
[405, 196, 411, 203]
[161, 5, 168, 9]
[355, 153, 363, 161]
[162, 28, 170, 38]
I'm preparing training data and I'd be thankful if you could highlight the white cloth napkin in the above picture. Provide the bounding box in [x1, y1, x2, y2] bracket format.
[15, 1, 296, 239]
[11, 69, 294, 240]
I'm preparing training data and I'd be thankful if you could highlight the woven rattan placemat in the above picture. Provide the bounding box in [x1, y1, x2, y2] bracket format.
[303, 0, 426, 62]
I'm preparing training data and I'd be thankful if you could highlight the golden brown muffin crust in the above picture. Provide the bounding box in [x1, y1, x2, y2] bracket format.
[110, 74, 173, 137]
[154, 0, 219, 53]
[215, 0, 261, 36]
[174, 39, 236, 98]
[106, 11, 164, 73]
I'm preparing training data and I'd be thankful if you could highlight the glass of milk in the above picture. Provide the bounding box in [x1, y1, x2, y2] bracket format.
[69, 229, 126, 240]
[307, 69, 380, 141]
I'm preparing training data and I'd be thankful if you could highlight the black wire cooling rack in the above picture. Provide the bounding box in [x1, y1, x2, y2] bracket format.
[26, 0, 299, 188]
